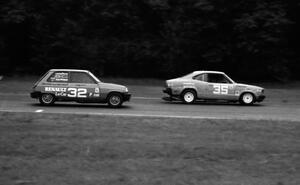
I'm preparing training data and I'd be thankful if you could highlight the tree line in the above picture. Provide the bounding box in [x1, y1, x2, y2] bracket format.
[0, 0, 299, 81]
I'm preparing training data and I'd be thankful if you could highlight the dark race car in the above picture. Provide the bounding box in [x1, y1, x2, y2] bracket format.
[31, 69, 131, 107]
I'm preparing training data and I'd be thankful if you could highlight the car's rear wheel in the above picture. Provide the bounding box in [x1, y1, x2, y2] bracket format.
[39, 93, 55, 105]
[107, 93, 123, 108]
[239, 93, 255, 105]
[182, 90, 196, 104]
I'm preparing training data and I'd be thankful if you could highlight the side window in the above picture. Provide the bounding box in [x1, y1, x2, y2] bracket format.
[70, 72, 96, 84]
[47, 72, 69, 82]
[207, 74, 231, 84]
[193, 74, 208, 82]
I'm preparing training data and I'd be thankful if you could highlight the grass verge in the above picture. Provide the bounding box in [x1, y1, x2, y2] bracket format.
[0, 112, 299, 185]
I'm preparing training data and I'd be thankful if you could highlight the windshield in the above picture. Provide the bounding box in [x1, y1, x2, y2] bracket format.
[88, 72, 101, 83]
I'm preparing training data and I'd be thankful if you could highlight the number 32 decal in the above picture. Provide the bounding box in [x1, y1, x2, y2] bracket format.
[67, 88, 87, 98]
[213, 85, 228, 95]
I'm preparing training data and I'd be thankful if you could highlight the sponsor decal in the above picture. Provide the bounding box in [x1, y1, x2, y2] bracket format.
[50, 72, 68, 82]
[55, 92, 67, 96]
[94, 94, 100, 97]
[95, 88, 99, 93]
[45, 87, 67, 92]
[45, 87, 89, 98]
[235, 91, 240, 96]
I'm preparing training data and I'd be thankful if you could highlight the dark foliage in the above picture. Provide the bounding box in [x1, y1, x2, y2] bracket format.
[0, 0, 299, 81]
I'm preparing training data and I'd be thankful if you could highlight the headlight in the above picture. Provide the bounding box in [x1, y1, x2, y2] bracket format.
[124, 87, 128, 92]
[167, 82, 173, 87]
[256, 88, 264, 93]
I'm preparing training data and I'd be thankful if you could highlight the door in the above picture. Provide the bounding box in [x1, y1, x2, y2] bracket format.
[67, 72, 100, 101]
[193, 73, 210, 98]
[206, 73, 236, 100]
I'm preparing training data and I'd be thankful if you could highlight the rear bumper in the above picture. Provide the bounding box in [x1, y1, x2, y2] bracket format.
[123, 93, 131, 102]
[256, 95, 266, 102]
[30, 91, 41, 98]
[163, 88, 172, 96]
[163, 88, 181, 101]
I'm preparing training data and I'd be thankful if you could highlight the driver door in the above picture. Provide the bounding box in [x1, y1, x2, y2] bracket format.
[206, 73, 236, 100]
[193, 73, 211, 99]
[67, 72, 100, 101]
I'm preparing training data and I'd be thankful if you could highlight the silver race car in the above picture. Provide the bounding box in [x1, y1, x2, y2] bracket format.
[163, 71, 265, 105]
[30, 69, 131, 107]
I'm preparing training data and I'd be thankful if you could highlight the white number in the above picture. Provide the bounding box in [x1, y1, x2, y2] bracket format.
[221, 85, 228, 94]
[67, 88, 77, 97]
[213, 85, 228, 95]
[213, 85, 220, 94]
[67, 88, 87, 98]
[77, 88, 87, 98]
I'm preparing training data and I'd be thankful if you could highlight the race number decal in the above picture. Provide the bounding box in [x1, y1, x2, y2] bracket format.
[213, 85, 228, 95]
[77, 88, 87, 98]
[67, 88, 87, 98]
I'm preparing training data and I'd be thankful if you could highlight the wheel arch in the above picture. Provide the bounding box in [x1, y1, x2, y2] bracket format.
[40, 92, 56, 98]
[106, 91, 123, 101]
[239, 91, 256, 102]
[181, 88, 197, 98]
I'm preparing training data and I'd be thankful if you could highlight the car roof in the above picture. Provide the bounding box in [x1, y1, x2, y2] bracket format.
[192, 71, 225, 75]
[49, 69, 90, 73]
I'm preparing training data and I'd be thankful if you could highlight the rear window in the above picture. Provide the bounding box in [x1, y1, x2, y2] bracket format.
[193, 74, 208, 82]
[47, 72, 69, 82]
[35, 71, 50, 85]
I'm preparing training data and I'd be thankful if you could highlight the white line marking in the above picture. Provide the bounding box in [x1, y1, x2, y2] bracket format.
[0, 109, 299, 122]
[35, 109, 44, 113]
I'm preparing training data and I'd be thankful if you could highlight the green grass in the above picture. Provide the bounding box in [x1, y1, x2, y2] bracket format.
[0, 112, 299, 185]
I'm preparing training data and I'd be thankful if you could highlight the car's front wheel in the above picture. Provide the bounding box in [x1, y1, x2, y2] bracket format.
[182, 90, 196, 104]
[39, 93, 55, 105]
[239, 93, 255, 105]
[107, 93, 123, 108]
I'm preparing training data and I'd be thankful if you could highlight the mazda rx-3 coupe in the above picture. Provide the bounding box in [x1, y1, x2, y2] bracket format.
[30, 69, 131, 107]
[163, 71, 265, 105]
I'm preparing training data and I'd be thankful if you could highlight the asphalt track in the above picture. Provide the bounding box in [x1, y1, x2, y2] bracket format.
[0, 85, 300, 121]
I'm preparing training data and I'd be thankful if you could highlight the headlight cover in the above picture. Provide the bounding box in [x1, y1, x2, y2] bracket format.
[256, 88, 264, 93]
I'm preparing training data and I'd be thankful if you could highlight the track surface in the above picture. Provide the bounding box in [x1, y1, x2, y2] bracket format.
[1, 83, 300, 121]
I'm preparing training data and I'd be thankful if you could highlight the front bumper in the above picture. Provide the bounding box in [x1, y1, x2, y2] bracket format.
[123, 93, 131, 102]
[256, 95, 266, 102]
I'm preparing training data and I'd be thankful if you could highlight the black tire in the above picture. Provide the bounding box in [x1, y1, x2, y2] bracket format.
[181, 90, 196, 104]
[39, 93, 55, 105]
[239, 92, 255, 105]
[107, 93, 123, 108]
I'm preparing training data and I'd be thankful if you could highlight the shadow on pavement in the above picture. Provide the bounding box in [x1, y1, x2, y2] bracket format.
[161, 100, 264, 107]
[31, 103, 132, 109]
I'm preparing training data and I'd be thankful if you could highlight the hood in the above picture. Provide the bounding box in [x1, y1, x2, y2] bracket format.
[100, 82, 127, 91]
[236, 83, 263, 90]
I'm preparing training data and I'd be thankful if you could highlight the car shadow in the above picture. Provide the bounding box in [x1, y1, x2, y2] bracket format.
[161, 100, 265, 107]
[31, 103, 132, 109]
